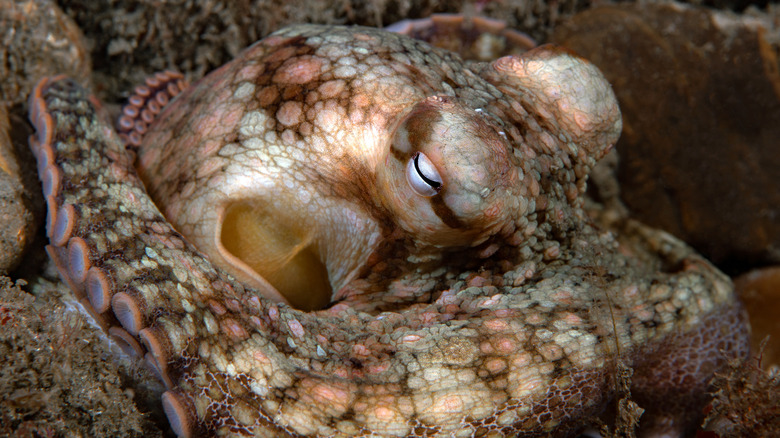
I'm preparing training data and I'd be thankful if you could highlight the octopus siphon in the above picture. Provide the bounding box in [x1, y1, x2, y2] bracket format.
[27, 24, 749, 437]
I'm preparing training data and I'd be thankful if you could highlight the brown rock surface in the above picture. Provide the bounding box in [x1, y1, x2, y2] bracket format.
[0, 106, 36, 274]
[0, 0, 91, 106]
[735, 266, 780, 368]
[703, 353, 780, 437]
[552, 3, 780, 271]
[56, 0, 585, 102]
[0, 276, 165, 437]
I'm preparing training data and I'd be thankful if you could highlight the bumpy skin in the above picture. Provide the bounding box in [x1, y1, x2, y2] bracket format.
[28, 25, 749, 437]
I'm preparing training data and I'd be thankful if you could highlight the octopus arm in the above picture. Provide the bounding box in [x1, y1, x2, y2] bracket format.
[27, 61, 752, 437]
[28, 76, 619, 437]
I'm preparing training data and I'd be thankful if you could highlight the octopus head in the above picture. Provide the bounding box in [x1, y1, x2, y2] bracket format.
[485, 44, 623, 163]
[376, 95, 521, 248]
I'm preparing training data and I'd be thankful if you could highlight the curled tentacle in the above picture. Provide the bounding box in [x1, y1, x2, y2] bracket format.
[118, 70, 189, 148]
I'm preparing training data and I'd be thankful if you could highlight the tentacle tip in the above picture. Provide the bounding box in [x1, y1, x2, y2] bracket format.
[67, 237, 91, 284]
[139, 327, 174, 388]
[162, 391, 193, 438]
[52, 204, 77, 247]
[111, 292, 144, 336]
[108, 326, 144, 358]
[42, 164, 62, 199]
[144, 351, 173, 388]
[86, 266, 112, 313]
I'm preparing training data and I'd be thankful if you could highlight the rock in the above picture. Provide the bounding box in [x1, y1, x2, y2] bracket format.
[0, 275, 166, 436]
[0, 0, 91, 106]
[552, 3, 780, 271]
[702, 349, 780, 437]
[735, 266, 780, 368]
[0, 106, 35, 273]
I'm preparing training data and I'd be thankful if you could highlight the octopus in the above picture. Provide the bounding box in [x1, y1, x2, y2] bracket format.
[27, 24, 749, 437]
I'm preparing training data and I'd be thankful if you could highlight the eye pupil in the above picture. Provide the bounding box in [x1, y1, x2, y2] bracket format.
[406, 152, 442, 197]
[414, 153, 441, 189]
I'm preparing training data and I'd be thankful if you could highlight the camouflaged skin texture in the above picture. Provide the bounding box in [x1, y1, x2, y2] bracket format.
[28, 25, 749, 438]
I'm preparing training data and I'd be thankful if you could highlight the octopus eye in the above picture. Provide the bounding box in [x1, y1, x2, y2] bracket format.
[406, 152, 442, 197]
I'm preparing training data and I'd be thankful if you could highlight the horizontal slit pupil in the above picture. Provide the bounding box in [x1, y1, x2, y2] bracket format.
[414, 153, 441, 189]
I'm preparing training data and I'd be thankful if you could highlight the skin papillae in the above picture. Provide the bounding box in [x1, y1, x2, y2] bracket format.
[27, 25, 749, 437]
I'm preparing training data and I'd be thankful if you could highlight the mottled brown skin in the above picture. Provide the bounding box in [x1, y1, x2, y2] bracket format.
[28, 25, 749, 437]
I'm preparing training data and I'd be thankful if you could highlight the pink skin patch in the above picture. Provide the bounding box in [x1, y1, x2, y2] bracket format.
[276, 101, 303, 126]
[287, 319, 305, 338]
[273, 56, 323, 84]
[483, 318, 510, 332]
[301, 379, 353, 411]
[221, 318, 249, 341]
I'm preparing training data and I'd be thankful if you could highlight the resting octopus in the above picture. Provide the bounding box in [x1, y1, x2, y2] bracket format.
[27, 23, 749, 437]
